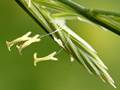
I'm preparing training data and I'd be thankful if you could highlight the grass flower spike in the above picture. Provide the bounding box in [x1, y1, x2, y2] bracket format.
[33, 52, 58, 66]
[6, 0, 120, 88]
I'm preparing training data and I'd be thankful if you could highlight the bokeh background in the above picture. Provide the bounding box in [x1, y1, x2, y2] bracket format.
[0, 0, 120, 90]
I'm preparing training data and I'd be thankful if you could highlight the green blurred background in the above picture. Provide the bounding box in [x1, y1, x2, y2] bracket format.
[0, 0, 120, 90]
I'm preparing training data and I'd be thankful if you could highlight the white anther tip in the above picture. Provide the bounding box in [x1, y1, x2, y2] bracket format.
[49, 52, 58, 61]
[6, 41, 11, 51]
[70, 56, 74, 62]
[16, 45, 22, 55]
[33, 52, 37, 59]
[33, 52, 38, 67]
[23, 31, 32, 37]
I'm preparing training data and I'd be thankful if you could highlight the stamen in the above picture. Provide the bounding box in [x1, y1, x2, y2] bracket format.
[16, 34, 40, 54]
[33, 51, 58, 66]
[6, 32, 32, 51]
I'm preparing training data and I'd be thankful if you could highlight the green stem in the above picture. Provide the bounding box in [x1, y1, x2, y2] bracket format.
[92, 9, 120, 17]
[58, 0, 120, 35]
